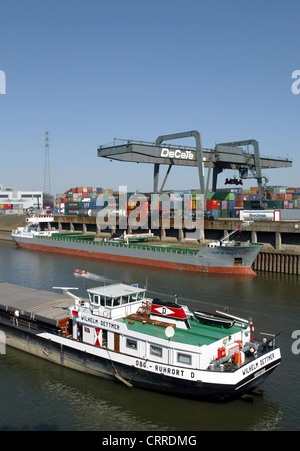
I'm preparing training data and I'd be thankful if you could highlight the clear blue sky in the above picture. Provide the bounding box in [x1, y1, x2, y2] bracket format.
[0, 0, 299, 195]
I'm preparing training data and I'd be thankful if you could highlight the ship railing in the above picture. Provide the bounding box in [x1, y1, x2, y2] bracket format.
[95, 240, 199, 255]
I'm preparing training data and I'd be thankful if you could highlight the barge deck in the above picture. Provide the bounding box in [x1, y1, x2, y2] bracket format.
[0, 281, 73, 332]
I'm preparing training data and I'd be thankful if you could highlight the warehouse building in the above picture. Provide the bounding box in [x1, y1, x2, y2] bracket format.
[0, 186, 54, 214]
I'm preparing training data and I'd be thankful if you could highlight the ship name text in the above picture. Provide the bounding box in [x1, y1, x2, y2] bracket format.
[79, 314, 120, 330]
[242, 352, 275, 376]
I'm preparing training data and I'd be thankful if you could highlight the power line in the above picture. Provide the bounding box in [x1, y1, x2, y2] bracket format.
[44, 129, 51, 194]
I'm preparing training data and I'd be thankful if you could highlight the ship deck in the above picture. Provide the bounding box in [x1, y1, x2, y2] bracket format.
[117, 314, 246, 347]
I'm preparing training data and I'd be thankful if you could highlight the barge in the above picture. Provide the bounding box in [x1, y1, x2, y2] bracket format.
[0, 280, 281, 400]
[11, 219, 262, 275]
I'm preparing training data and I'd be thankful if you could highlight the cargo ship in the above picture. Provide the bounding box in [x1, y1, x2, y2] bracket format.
[0, 279, 281, 400]
[11, 220, 262, 275]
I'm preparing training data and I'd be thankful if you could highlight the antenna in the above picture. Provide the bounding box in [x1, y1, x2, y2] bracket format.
[44, 129, 51, 194]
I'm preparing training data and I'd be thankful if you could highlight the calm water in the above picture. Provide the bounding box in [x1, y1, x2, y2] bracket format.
[0, 240, 299, 431]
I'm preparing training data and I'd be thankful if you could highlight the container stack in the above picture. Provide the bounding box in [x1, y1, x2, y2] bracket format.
[55, 187, 107, 215]
[54, 185, 300, 220]
[0, 203, 23, 215]
[203, 186, 300, 220]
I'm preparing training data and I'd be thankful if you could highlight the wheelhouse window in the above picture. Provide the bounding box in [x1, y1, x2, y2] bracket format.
[177, 353, 192, 365]
[150, 345, 162, 357]
[106, 297, 112, 307]
[121, 295, 129, 304]
[113, 297, 121, 306]
[129, 294, 136, 303]
[137, 292, 144, 301]
[100, 296, 106, 307]
[93, 295, 99, 306]
[126, 338, 137, 350]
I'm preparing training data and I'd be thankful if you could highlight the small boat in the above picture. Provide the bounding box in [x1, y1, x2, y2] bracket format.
[74, 269, 87, 275]
[193, 310, 235, 328]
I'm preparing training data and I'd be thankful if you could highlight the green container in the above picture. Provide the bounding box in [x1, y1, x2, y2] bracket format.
[219, 209, 231, 218]
[64, 201, 82, 208]
[211, 192, 235, 201]
[266, 200, 283, 209]
[64, 210, 79, 216]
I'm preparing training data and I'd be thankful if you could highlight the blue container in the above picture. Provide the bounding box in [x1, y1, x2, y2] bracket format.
[211, 210, 219, 220]
[231, 207, 244, 218]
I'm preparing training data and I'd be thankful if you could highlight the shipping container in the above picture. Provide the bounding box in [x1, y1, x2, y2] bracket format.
[65, 209, 79, 215]
[283, 200, 289, 209]
[240, 210, 280, 221]
[248, 194, 259, 201]
[206, 199, 219, 210]
[219, 209, 231, 218]
[266, 200, 283, 209]
[244, 200, 261, 209]
[280, 209, 300, 220]
[207, 192, 235, 201]
[211, 210, 219, 219]
[231, 208, 244, 218]
[64, 201, 82, 210]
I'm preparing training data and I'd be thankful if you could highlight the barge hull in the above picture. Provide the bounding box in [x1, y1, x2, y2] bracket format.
[14, 239, 258, 276]
[0, 320, 281, 400]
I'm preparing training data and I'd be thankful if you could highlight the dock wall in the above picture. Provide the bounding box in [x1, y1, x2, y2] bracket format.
[253, 251, 300, 275]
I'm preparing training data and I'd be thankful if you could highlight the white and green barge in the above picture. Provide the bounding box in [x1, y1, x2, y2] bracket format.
[0, 280, 281, 400]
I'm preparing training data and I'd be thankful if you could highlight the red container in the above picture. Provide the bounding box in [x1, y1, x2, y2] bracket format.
[217, 347, 226, 360]
[206, 199, 218, 210]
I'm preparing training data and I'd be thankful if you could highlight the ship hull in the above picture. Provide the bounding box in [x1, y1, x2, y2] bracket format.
[11, 235, 261, 276]
[1, 319, 281, 401]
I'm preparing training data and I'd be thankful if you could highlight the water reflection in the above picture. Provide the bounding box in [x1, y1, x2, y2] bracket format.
[0, 347, 282, 432]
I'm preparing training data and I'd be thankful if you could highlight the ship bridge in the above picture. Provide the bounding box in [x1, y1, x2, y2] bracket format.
[97, 131, 293, 208]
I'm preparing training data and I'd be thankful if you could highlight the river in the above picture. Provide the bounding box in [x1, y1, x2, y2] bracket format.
[0, 240, 299, 431]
